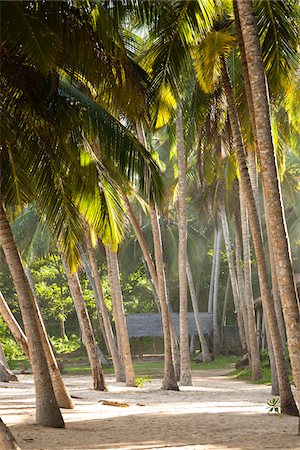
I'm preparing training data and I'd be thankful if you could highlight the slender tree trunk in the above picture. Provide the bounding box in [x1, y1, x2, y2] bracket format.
[265, 321, 279, 396]
[223, 65, 298, 416]
[149, 205, 179, 390]
[240, 187, 262, 380]
[220, 208, 247, 353]
[105, 247, 135, 387]
[235, 231, 249, 353]
[63, 259, 107, 391]
[212, 226, 222, 356]
[0, 418, 20, 450]
[0, 343, 17, 382]
[136, 119, 178, 390]
[208, 229, 218, 313]
[176, 106, 192, 385]
[0, 291, 29, 358]
[221, 275, 231, 328]
[186, 257, 211, 361]
[84, 230, 125, 382]
[0, 203, 64, 427]
[25, 267, 74, 409]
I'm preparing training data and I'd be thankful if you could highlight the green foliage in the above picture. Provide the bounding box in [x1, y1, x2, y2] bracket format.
[1, 337, 25, 362]
[267, 398, 281, 415]
[260, 349, 271, 369]
[50, 335, 81, 354]
[135, 373, 152, 388]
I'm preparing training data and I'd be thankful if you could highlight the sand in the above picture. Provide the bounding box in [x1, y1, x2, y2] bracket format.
[0, 369, 299, 450]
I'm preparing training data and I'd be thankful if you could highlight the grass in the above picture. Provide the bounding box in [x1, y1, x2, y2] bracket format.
[232, 367, 273, 385]
[63, 355, 240, 376]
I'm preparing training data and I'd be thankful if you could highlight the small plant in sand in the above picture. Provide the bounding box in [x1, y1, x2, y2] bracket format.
[135, 374, 152, 388]
[267, 398, 281, 415]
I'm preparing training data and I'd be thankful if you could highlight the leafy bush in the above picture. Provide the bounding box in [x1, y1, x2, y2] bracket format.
[1, 337, 24, 362]
[261, 349, 271, 369]
[50, 334, 81, 354]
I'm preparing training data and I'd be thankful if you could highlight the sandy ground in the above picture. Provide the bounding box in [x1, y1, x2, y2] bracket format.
[0, 369, 299, 450]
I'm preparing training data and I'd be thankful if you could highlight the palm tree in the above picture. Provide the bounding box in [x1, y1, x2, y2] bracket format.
[176, 105, 192, 385]
[62, 257, 107, 391]
[235, 0, 300, 420]
[0, 204, 64, 428]
[105, 247, 136, 387]
[83, 227, 125, 382]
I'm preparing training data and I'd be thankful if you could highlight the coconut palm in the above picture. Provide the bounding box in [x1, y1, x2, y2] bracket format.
[235, 0, 300, 421]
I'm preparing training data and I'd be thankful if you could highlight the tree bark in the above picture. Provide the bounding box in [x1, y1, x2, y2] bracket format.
[136, 119, 178, 390]
[212, 226, 222, 356]
[25, 267, 74, 409]
[63, 259, 107, 391]
[240, 187, 262, 380]
[222, 65, 298, 416]
[208, 229, 218, 313]
[0, 418, 20, 450]
[0, 342, 17, 382]
[0, 291, 29, 358]
[234, 230, 249, 353]
[220, 208, 247, 353]
[176, 106, 192, 385]
[186, 257, 211, 361]
[84, 229, 125, 382]
[0, 203, 64, 428]
[149, 205, 179, 390]
[105, 247, 135, 387]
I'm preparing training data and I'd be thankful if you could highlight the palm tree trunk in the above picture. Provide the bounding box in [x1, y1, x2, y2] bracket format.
[149, 204, 179, 390]
[222, 65, 298, 416]
[212, 226, 222, 356]
[237, 0, 300, 418]
[208, 229, 218, 313]
[239, 187, 262, 380]
[63, 259, 107, 391]
[80, 249, 110, 353]
[84, 229, 125, 382]
[24, 267, 74, 409]
[0, 291, 29, 358]
[105, 247, 135, 387]
[0, 203, 64, 428]
[0, 343, 17, 382]
[220, 208, 247, 353]
[234, 231, 249, 353]
[176, 105, 192, 385]
[136, 119, 178, 390]
[186, 257, 211, 361]
[0, 418, 20, 450]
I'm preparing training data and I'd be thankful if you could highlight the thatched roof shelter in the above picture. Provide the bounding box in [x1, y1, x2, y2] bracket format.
[126, 312, 213, 338]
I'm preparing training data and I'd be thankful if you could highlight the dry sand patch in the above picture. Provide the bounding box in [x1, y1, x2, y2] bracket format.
[0, 370, 299, 450]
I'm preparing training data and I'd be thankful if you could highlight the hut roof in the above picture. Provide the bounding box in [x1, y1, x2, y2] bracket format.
[126, 312, 213, 338]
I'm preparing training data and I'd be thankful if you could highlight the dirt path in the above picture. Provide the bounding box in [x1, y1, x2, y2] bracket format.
[0, 369, 299, 450]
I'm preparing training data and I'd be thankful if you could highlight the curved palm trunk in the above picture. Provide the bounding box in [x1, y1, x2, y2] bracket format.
[240, 188, 262, 380]
[0, 418, 20, 450]
[186, 257, 211, 361]
[105, 247, 135, 387]
[84, 230, 125, 382]
[0, 204, 64, 428]
[223, 66, 298, 416]
[220, 208, 247, 353]
[176, 106, 192, 385]
[0, 291, 29, 358]
[63, 260, 107, 391]
[212, 226, 222, 356]
[25, 267, 74, 409]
